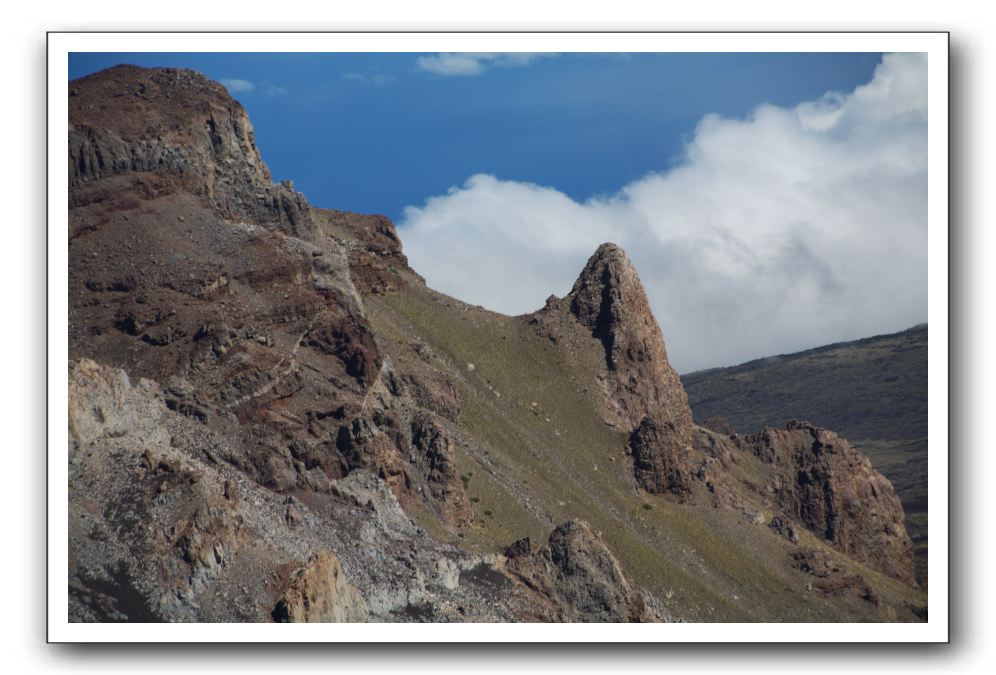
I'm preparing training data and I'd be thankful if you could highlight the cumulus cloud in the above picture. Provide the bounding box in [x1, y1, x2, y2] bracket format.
[416, 52, 558, 76]
[399, 53, 928, 373]
[219, 78, 288, 97]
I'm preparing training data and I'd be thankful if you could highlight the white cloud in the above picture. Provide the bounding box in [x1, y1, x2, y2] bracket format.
[220, 78, 254, 93]
[399, 53, 928, 373]
[219, 78, 288, 97]
[416, 52, 558, 76]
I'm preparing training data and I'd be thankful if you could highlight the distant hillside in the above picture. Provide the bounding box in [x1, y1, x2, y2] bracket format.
[681, 325, 928, 583]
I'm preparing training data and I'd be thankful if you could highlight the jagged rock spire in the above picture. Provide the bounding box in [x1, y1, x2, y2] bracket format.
[556, 243, 697, 496]
[566, 243, 693, 438]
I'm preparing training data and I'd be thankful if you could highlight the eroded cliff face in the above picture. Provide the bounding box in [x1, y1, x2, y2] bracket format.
[69, 65, 313, 238]
[67, 65, 468, 533]
[748, 421, 916, 585]
[524, 241, 915, 586]
[271, 551, 369, 623]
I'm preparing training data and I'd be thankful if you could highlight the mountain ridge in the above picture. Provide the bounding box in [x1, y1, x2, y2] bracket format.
[685, 323, 926, 380]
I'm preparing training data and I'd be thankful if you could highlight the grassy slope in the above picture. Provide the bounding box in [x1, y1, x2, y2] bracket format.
[364, 279, 925, 621]
[680, 326, 929, 584]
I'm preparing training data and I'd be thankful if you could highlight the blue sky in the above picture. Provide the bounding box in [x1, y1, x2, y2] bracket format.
[69, 52, 882, 222]
[68, 52, 925, 371]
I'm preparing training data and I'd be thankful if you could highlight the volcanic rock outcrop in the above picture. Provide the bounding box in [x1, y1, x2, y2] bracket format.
[504, 520, 669, 622]
[528, 243, 696, 495]
[565, 243, 694, 435]
[271, 551, 369, 623]
[628, 415, 693, 498]
[317, 209, 418, 295]
[67, 358, 597, 622]
[70, 65, 314, 238]
[748, 421, 915, 584]
[68, 65, 467, 525]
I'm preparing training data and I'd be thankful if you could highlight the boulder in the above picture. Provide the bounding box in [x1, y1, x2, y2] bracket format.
[504, 520, 669, 622]
[629, 415, 693, 498]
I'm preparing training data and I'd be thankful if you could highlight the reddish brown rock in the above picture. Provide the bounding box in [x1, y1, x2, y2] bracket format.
[403, 369, 461, 422]
[316, 209, 420, 294]
[66, 65, 465, 529]
[504, 520, 666, 622]
[748, 421, 915, 584]
[564, 243, 693, 435]
[629, 415, 693, 498]
[527, 243, 696, 497]
[408, 412, 473, 526]
[692, 425, 740, 468]
[70, 66, 314, 238]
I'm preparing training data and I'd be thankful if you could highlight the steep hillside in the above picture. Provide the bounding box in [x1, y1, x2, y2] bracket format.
[681, 327, 928, 583]
[67, 66, 926, 623]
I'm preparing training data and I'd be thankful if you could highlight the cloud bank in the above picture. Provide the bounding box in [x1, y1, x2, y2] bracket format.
[398, 53, 928, 373]
[416, 52, 558, 76]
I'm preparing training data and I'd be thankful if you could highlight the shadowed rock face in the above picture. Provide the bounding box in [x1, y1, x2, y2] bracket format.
[629, 415, 693, 498]
[504, 520, 669, 623]
[748, 421, 915, 585]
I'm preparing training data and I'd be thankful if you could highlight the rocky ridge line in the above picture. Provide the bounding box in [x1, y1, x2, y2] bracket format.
[68, 65, 471, 528]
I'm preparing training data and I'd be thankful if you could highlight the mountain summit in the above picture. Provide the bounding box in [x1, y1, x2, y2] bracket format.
[566, 243, 693, 434]
[70, 65, 314, 238]
[66, 66, 924, 623]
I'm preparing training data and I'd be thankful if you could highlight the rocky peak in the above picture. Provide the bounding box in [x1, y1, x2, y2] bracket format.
[565, 242, 693, 437]
[69, 65, 314, 239]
